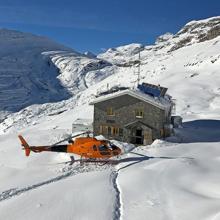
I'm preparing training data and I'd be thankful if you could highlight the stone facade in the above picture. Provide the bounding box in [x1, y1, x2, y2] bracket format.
[93, 94, 171, 145]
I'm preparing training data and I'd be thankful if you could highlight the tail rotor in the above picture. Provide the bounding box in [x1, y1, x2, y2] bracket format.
[18, 135, 31, 156]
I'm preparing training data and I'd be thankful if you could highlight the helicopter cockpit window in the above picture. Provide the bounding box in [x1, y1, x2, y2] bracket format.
[110, 144, 118, 150]
[99, 145, 108, 151]
[93, 145, 97, 151]
[99, 145, 111, 155]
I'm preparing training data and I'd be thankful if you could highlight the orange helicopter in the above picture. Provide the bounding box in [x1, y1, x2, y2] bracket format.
[18, 131, 121, 165]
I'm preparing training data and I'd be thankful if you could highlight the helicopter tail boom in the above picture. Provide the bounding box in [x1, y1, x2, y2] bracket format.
[18, 135, 31, 157]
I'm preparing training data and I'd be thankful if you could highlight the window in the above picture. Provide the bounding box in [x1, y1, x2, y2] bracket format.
[107, 107, 114, 116]
[105, 126, 120, 136]
[112, 127, 119, 135]
[135, 108, 144, 118]
[93, 145, 97, 151]
[99, 145, 108, 151]
[100, 125, 108, 135]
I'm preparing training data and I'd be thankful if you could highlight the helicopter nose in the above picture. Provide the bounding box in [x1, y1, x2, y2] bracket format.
[113, 147, 121, 156]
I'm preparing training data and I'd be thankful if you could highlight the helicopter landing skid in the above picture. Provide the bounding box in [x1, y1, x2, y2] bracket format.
[69, 156, 75, 165]
[68, 157, 119, 166]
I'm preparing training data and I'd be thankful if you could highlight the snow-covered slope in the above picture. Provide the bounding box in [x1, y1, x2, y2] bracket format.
[0, 16, 220, 220]
[44, 50, 111, 93]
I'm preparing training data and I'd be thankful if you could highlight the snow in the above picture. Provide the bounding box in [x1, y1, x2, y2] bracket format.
[0, 16, 220, 220]
[185, 16, 220, 26]
[0, 170, 115, 220]
[0, 119, 220, 220]
[117, 122, 220, 220]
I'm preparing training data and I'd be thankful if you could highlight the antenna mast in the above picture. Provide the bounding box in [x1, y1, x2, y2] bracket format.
[131, 50, 141, 89]
[137, 51, 141, 86]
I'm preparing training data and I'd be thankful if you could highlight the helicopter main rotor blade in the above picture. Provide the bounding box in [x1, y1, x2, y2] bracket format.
[42, 131, 92, 150]
[51, 131, 92, 147]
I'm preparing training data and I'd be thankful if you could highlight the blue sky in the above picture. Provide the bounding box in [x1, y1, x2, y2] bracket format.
[0, 0, 219, 53]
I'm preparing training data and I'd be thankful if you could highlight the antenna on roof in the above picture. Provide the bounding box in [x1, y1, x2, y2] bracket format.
[137, 50, 141, 86]
[131, 50, 141, 89]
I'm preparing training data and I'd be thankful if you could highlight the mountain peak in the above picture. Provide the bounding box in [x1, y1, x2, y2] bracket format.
[155, 32, 174, 44]
[185, 16, 220, 27]
[84, 51, 97, 58]
[177, 16, 220, 41]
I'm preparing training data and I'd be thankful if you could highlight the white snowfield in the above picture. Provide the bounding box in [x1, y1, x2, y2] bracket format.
[0, 16, 220, 220]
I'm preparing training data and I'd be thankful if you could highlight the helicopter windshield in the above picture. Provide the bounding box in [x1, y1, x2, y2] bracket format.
[109, 143, 118, 150]
[98, 145, 111, 155]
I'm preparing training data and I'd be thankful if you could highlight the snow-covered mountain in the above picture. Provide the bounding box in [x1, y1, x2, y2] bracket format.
[0, 17, 220, 133]
[0, 29, 112, 120]
[0, 16, 220, 220]
[0, 29, 72, 114]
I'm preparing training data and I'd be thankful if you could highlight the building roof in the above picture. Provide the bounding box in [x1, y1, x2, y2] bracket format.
[90, 88, 172, 110]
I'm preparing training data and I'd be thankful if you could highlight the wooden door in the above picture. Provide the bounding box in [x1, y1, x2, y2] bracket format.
[143, 129, 153, 145]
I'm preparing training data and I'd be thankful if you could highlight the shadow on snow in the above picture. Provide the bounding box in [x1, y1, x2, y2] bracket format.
[167, 119, 220, 143]
[117, 152, 193, 171]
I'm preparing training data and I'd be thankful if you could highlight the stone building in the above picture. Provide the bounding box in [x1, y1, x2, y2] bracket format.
[90, 83, 173, 145]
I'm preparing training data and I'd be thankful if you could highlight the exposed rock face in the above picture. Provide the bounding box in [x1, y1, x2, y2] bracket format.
[199, 26, 220, 42]
[97, 43, 145, 65]
[168, 36, 193, 52]
[178, 17, 220, 36]
[169, 16, 220, 51]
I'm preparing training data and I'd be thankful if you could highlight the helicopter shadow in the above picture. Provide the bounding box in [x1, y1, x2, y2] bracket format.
[167, 119, 220, 143]
[60, 152, 193, 170]
[116, 152, 194, 171]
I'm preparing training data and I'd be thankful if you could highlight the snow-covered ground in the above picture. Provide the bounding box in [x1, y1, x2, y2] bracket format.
[0, 16, 220, 220]
[0, 117, 220, 220]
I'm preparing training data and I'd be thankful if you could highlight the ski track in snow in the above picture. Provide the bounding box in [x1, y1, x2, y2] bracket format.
[111, 168, 122, 220]
[0, 162, 125, 220]
[0, 164, 110, 203]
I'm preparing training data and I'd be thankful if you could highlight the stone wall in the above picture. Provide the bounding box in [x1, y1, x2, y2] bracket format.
[93, 95, 166, 142]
